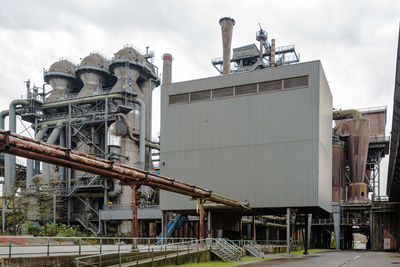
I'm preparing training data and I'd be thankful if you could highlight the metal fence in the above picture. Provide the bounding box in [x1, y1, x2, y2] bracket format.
[0, 236, 196, 258]
[75, 238, 210, 267]
[231, 239, 298, 247]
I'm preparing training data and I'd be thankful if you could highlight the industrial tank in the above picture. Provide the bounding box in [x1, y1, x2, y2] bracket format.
[44, 59, 81, 101]
[332, 145, 345, 202]
[345, 119, 370, 203]
[109, 46, 145, 96]
[76, 53, 115, 97]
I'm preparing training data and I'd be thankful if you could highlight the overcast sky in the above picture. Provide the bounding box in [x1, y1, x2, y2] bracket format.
[0, 0, 399, 195]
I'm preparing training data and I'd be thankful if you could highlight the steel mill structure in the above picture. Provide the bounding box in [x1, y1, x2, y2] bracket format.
[0, 45, 166, 236]
[0, 18, 398, 253]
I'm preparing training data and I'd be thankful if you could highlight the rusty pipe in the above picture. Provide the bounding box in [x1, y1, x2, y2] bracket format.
[0, 130, 241, 207]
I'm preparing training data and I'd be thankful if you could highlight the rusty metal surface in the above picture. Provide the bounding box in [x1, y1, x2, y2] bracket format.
[346, 119, 370, 184]
[0, 130, 241, 208]
[332, 145, 345, 202]
[348, 182, 368, 203]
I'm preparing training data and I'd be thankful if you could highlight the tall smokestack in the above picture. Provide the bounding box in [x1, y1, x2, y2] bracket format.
[270, 39, 276, 66]
[162, 53, 173, 85]
[219, 17, 235, 75]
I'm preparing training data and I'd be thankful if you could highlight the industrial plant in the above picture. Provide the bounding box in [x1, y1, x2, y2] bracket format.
[0, 15, 399, 265]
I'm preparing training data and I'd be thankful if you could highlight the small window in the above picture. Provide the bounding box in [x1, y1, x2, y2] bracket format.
[235, 84, 257, 95]
[259, 80, 282, 92]
[169, 93, 189, 104]
[212, 87, 234, 99]
[283, 76, 308, 89]
[190, 90, 211, 102]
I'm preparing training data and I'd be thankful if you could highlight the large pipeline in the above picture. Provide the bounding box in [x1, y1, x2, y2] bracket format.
[0, 130, 241, 207]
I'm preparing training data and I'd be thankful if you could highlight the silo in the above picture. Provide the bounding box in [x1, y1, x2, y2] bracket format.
[76, 53, 115, 97]
[109, 46, 145, 96]
[332, 145, 345, 202]
[346, 119, 370, 203]
[44, 59, 81, 101]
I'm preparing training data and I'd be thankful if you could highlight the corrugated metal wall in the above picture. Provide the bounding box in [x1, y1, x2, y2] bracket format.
[160, 61, 332, 212]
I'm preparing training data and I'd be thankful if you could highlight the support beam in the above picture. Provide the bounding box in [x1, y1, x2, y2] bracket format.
[252, 216, 256, 241]
[207, 210, 212, 238]
[131, 184, 139, 249]
[304, 214, 309, 255]
[333, 204, 341, 250]
[199, 203, 205, 240]
[307, 214, 312, 250]
[286, 208, 291, 255]
[162, 211, 168, 244]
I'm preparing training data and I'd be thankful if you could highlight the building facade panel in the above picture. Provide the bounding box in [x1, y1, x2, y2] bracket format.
[160, 61, 332, 212]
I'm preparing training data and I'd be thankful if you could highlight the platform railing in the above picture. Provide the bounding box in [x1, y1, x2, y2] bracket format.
[0, 236, 196, 258]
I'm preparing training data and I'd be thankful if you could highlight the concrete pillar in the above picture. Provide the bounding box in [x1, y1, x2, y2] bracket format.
[247, 222, 252, 240]
[162, 211, 168, 245]
[332, 204, 341, 249]
[304, 214, 310, 255]
[287, 208, 291, 254]
[307, 214, 312, 249]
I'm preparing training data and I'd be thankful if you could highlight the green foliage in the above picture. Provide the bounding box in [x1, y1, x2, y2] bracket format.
[54, 223, 83, 237]
[22, 221, 40, 236]
[5, 195, 30, 234]
[22, 221, 84, 237]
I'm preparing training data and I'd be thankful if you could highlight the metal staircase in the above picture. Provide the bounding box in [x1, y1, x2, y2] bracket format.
[67, 175, 102, 197]
[73, 196, 101, 235]
[74, 214, 100, 235]
[211, 238, 243, 262]
[244, 240, 263, 257]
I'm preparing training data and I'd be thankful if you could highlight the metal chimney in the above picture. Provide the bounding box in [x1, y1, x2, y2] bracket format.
[270, 39, 276, 66]
[219, 17, 235, 75]
[162, 53, 173, 85]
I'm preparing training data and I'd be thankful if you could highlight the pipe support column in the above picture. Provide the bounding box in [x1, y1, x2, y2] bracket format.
[131, 184, 139, 249]
[333, 204, 341, 250]
[286, 208, 291, 255]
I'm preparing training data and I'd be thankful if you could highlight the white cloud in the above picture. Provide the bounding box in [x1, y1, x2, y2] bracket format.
[0, 0, 399, 196]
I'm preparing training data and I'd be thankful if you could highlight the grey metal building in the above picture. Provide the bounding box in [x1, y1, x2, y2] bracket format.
[160, 60, 332, 214]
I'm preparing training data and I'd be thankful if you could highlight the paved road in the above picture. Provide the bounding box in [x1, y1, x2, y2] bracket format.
[235, 251, 400, 267]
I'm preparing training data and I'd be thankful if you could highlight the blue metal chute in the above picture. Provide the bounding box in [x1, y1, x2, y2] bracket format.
[157, 214, 187, 244]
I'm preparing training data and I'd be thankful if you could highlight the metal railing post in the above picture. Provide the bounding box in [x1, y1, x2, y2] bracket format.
[176, 244, 179, 265]
[79, 238, 82, 255]
[118, 238, 121, 253]
[100, 237, 102, 254]
[119, 250, 122, 267]
[8, 238, 12, 258]
[151, 248, 154, 266]
[47, 237, 50, 256]
[164, 246, 167, 266]
[197, 241, 199, 263]
[187, 243, 189, 262]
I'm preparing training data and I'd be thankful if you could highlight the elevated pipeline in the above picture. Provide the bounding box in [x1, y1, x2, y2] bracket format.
[0, 130, 242, 208]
